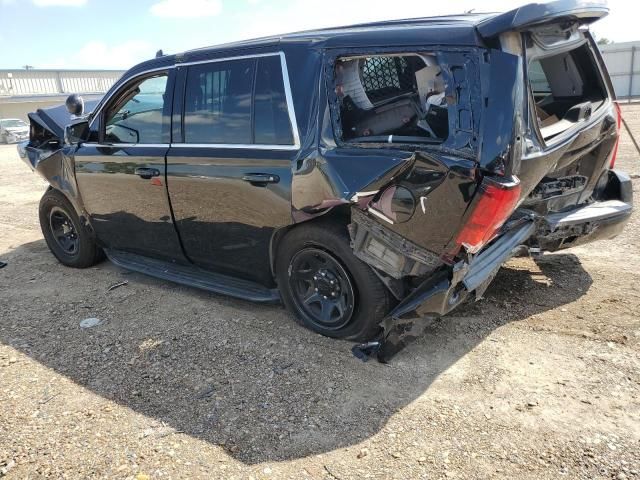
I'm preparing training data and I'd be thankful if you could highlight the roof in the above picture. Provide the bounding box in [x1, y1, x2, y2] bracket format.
[188, 13, 495, 53]
[127, 12, 495, 76]
[124, 0, 609, 77]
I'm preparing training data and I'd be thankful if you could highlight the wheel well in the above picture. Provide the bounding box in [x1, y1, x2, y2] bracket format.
[269, 206, 352, 277]
[43, 186, 95, 237]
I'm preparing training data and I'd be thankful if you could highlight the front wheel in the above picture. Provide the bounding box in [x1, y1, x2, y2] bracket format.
[39, 189, 104, 268]
[276, 221, 393, 341]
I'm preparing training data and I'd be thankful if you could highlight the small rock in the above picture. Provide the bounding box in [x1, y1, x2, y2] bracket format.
[617, 473, 628, 480]
[357, 448, 369, 459]
[263, 467, 272, 474]
[391, 452, 401, 459]
[0, 459, 16, 475]
[8, 357, 17, 364]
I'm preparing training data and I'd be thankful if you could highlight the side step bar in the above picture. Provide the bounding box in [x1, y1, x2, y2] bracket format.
[105, 249, 281, 303]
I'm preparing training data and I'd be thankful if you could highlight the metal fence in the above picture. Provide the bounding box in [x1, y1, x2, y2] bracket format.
[0, 69, 124, 97]
[600, 41, 640, 101]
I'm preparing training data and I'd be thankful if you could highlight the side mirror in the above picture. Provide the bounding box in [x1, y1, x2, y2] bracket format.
[65, 120, 90, 145]
[65, 94, 85, 116]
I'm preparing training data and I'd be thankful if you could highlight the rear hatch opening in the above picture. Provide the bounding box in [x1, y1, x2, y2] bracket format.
[527, 34, 608, 142]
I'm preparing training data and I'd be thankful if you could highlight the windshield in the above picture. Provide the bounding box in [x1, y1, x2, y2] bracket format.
[0, 119, 27, 128]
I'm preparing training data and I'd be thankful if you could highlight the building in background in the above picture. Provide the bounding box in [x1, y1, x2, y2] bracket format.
[0, 69, 124, 121]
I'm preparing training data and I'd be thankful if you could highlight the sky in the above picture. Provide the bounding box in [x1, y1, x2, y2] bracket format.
[0, 0, 638, 70]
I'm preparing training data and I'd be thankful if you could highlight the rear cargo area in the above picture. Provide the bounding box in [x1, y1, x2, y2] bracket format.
[528, 40, 608, 142]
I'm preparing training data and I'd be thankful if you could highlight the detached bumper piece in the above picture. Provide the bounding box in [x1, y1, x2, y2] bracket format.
[353, 220, 535, 362]
[535, 199, 632, 251]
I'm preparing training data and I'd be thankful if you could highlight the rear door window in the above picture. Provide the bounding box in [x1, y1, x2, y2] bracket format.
[184, 59, 254, 144]
[254, 55, 294, 145]
[183, 55, 295, 146]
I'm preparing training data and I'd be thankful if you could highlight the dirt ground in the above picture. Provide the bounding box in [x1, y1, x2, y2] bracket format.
[1, 106, 639, 480]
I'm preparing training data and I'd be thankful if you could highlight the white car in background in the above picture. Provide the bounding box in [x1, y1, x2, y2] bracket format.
[0, 118, 29, 143]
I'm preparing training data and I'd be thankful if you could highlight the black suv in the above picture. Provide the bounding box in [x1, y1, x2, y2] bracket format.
[24, 0, 633, 361]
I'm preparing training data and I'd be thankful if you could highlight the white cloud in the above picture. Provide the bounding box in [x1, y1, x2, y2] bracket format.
[43, 40, 155, 70]
[32, 0, 87, 6]
[590, 0, 640, 43]
[150, 0, 222, 18]
[228, 0, 638, 45]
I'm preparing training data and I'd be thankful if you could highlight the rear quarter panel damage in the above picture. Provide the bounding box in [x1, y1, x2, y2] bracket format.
[291, 48, 485, 256]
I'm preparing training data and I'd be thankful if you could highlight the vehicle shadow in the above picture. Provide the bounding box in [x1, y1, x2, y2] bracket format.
[0, 239, 592, 465]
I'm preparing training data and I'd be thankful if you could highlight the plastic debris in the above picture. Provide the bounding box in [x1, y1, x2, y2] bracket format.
[79, 317, 103, 329]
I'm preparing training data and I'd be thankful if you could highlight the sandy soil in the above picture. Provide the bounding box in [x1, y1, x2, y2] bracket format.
[0, 106, 639, 479]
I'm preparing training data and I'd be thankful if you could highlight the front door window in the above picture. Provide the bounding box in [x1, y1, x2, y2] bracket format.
[104, 74, 168, 144]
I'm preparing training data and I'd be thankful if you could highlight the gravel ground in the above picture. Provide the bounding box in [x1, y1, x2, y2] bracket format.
[1, 105, 639, 480]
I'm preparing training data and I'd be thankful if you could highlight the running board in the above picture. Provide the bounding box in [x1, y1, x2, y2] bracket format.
[105, 249, 281, 303]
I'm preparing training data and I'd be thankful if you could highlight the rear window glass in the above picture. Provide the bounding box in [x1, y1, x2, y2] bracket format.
[333, 54, 449, 145]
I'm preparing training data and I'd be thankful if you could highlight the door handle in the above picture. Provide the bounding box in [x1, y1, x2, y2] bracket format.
[134, 167, 160, 179]
[242, 173, 280, 185]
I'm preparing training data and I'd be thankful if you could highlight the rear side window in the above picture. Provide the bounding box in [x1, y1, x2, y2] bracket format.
[183, 55, 294, 146]
[333, 53, 449, 145]
[184, 59, 254, 144]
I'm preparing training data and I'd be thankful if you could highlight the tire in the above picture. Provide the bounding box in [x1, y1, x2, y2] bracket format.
[39, 189, 104, 268]
[0, 134, 7, 144]
[275, 220, 393, 341]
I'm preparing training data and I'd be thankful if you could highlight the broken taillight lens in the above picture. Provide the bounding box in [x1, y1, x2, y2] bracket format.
[453, 176, 522, 255]
[609, 101, 622, 169]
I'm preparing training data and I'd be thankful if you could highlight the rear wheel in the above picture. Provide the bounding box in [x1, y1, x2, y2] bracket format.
[276, 221, 392, 341]
[39, 189, 104, 268]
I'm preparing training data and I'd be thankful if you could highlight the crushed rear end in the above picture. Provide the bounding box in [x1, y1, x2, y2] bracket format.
[325, 0, 633, 361]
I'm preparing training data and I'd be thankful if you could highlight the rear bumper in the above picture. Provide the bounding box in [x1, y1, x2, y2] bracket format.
[534, 169, 633, 251]
[353, 169, 633, 362]
[359, 220, 536, 362]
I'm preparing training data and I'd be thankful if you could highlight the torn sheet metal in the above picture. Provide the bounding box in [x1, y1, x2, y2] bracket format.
[354, 220, 536, 362]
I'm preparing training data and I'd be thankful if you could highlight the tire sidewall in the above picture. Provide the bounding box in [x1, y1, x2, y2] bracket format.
[39, 190, 98, 268]
[276, 223, 389, 341]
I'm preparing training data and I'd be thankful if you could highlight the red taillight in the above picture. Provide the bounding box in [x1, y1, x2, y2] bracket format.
[454, 177, 522, 254]
[610, 102, 622, 169]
